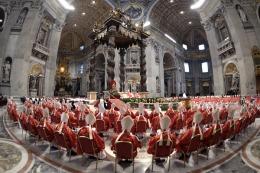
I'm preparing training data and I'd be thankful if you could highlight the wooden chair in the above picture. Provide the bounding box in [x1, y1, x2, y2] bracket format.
[179, 134, 202, 166]
[151, 140, 173, 172]
[53, 132, 72, 160]
[114, 141, 135, 173]
[77, 136, 99, 169]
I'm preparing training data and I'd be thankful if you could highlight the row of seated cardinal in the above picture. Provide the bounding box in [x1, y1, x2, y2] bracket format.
[6, 97, 258, 161]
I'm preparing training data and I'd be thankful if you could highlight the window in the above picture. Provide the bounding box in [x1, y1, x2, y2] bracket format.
[198, 44, 205, 50]
[182, 44, 188, 50]
[184, 62, 190, 73]
[79, 64, 84, 74]
[201, 62, 208, 73]
[0, 7, 5, 28]
[80, 45, 84, 51]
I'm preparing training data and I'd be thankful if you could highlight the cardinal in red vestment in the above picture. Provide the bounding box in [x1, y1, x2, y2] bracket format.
[135, 102, 149, 118]
[77, 113, 106, 159]
[176, 111, 203, 153]
[150, 103, 163, 133]
[203, 109, 222, 147]
[111, 116, 141, 158]
[165, 103, 176, 119]
[95, 99, 110, 131]
[107, 103, 119, 128]
[39, 107, 55, 141]
[149, 102, 160, 123]
[222, 108, 236, 140]
[147, 115, 176, 155]
[55, 112, 77, 149]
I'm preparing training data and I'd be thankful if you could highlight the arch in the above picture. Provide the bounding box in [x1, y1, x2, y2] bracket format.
[163, 53, 176, 97]
[224, 62, 240, 95]
[0, 7, 5, 28]
[95, 53, 106, 92]
[30, 64, 44, 76]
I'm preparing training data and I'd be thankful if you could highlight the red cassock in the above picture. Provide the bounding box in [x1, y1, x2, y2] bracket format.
[221, 120, 235, 140]
[169, 113, 183, 131]
[28, 115, 39, 135]
[202, 124, 221, 146]
[149, 111, 159, 123]
[19, 112, 28, 130]
[52, 109, 62, 124]
[55, 123, 77, 148]
[124, 109, 136, 119]
[165, 108, 176, 119]
[11, 107, 19, 122]
[147, 131, 176, 155]
[176, 126, 202, 152]
[95, 113, 110, 130]
[39, 119, 55, 141]
[134, 110, 149, 119]
[107, 109, 119, 127]
[68, 111, 78, 128]
[77, 127, 105, 154]
[34, 107, 43, 121]
[151, 116, 162, 132]
[220, 108, 228, 122]
[111, 131, 141, 158]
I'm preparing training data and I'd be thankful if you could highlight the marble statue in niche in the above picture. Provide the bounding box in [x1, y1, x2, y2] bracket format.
[156, 76, 160, 93]
[2, 57, 12, 83]
[231, 71, 240, 90]
[236, 5, 248, 23]
[30, 76, 37, 89]
[16, 8, 28, 26]
[36, 17, 52, 46]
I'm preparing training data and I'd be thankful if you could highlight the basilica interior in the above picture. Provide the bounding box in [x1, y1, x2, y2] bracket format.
[1, 0, 260, 173]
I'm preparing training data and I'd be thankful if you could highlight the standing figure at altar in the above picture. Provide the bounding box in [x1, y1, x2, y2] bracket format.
[77, 113, 106, 159]
[147, 115, 176, 155]
[109, 80, 120, 99]
[55, 112, 77, 149]
[111, 116, 141, 158]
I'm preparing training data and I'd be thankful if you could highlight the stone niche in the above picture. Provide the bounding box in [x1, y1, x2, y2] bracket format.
[252, 46, 260, 93]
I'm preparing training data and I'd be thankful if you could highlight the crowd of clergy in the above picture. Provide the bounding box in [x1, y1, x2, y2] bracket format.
[6, 96, 259, 162]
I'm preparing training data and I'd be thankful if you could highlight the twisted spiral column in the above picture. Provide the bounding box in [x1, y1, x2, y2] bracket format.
[119, 48, 126, 92]
[140, 41, 147, 92]
[106, 37, 115, 89]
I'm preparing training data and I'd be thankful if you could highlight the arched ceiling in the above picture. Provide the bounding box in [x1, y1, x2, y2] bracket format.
[59, 0, 206, 53]
[59, 0, 112, 51]
[149, 0, 204, 43]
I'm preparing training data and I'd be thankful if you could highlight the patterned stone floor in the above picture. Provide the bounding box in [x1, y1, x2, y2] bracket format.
[0, 103, 260, 173]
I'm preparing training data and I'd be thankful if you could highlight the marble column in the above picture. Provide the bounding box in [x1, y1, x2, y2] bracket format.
[139, 41, 147, 92]
[202, 19, 225, 95]
[106, 37, 115, 89]
[89, 48, 96, 91]
[45, 20, 64, 97]
[119, 48, 126, 92]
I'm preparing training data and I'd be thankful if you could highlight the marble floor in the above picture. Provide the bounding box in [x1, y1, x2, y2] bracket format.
[0, 102, 260, 173]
